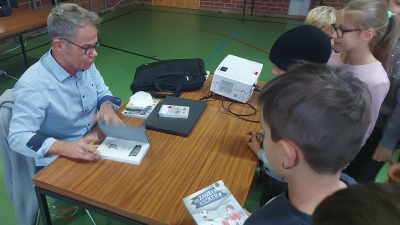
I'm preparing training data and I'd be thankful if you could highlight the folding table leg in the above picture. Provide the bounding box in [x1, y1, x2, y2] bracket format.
[242, 0, 248, 24]
[35, 187, 52, 225]
[19, 34, 28, 65]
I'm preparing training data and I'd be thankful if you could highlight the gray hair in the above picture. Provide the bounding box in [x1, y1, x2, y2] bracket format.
[47, 3, 101, 42]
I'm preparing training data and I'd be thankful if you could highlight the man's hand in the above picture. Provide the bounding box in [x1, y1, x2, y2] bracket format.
[49, 136, 100, 161]
[92, 102, 122, 125]
[246, 132, 262, 155]
[61, 136, 100, 160]
[372, 145, 393, 162]
[84, 126, 106, 144]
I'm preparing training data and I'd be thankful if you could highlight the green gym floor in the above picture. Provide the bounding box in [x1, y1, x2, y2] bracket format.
[0, 4, 398, 225]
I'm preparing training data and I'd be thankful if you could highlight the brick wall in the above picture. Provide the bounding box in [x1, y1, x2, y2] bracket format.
[310, 0, 350, 10]
[200, 0, 351, 17]
[13, 0, 149, 12]
[108, 0, 151, 10]
[201, 0, 289, 15]
[8, 0, 352, 22]
[16, 0, 109, 12]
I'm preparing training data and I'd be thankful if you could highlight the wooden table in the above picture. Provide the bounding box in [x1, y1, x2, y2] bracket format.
[0, 8, 50, 65]
[33, 76, 262, 225]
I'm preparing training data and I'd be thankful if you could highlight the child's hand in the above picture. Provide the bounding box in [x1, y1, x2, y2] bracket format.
[245, 131, 264, 144]
[244, 208, 252, 216]
[247, 132, 262, 155]
[372, 145, 393, 162]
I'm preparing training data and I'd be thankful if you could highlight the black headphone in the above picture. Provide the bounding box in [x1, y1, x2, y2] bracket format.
[0, 5, 12, 17]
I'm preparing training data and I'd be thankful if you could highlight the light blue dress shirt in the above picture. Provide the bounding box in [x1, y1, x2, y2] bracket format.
[8, 50, 121, 166]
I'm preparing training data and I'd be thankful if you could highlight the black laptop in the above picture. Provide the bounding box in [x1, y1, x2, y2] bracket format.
[144, 96, 207, 137]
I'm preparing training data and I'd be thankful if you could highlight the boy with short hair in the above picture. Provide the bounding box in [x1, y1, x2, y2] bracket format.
[313, 183, 400, 225]
[244, 62, 371, 225]
[246, 25, 332, 206]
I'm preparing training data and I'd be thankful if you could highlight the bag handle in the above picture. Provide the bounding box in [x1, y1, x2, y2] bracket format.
[150, 82, 182, 98]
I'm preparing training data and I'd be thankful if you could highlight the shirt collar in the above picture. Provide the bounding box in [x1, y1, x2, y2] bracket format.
[44, 50, 84, 82]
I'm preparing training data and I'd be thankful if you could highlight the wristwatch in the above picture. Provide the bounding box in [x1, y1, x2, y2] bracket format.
[104, 102, 114, 109]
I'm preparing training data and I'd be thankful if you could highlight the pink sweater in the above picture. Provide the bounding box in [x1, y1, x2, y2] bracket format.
[328, 53, 390, 147]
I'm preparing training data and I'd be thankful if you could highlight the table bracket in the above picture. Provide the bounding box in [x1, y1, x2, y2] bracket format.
[35, 186, 146, 225]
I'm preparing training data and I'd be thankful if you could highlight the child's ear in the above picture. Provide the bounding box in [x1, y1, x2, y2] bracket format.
[278, 139, 300, 169]
[362, 28, 376, 42]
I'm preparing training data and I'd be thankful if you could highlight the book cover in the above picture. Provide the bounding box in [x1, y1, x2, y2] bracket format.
[159, 104, 190, 119]
[97, 123, 150, 165]
[98, 137, 150, 165]
[122, 99, 160, 119]
[183, 180, 248, 225]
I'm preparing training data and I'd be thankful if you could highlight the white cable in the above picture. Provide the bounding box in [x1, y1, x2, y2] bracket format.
[102, 0, 124, 13]
[30, 29, 48, 38]
[0, 70, 19, 81]
[0, 29, 47, 55]
[0, 40, 27, 55]
[6, 74, 19, 81]
[110, 0, 124, 10]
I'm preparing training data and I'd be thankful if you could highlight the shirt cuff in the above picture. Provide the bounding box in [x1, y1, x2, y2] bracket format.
[98, 96, 122, 110]
[379, 134, 397, 151]
[36, 137, 57, 158]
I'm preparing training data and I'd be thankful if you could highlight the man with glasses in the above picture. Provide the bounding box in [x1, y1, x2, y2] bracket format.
[9, 3, 122, 167]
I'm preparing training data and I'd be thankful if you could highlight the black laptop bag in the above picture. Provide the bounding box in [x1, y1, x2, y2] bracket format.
[130, 59, 207, 98]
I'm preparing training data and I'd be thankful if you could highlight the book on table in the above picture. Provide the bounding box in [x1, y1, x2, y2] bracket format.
[122, 99, 160, 119]
[122, 91, 160, 119]
[97, 122, 150, 165]
[182, 180, 248, 225]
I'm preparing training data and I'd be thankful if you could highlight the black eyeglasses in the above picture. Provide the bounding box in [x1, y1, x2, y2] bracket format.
[60, 38, 100, 55]
[331, 24, 367, 38]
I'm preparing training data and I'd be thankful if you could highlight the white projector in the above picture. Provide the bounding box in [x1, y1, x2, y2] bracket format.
[210, 55, 263, 103]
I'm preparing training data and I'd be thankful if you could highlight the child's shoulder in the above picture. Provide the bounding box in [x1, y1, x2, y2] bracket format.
[340, 173, 357, 186]
[327, 53, 342, 66]
[245, 193, 311, 225]
[355, 62, 389, 85]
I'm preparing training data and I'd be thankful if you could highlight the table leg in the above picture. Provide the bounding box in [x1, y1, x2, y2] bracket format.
[19, 35, 28, 65]
[34, 187, 145, 224]
[242, 0, 247, 24]
[90, 0, 94, 11]
[33, 0, 37, 11]
[104, 0, 108, 12]
[251, 0, 255, 16]
[35, 186, 53, 225]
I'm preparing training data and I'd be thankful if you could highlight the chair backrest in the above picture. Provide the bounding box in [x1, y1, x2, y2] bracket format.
[0, 89, 41, 225]
[0, 89, 15, 199]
